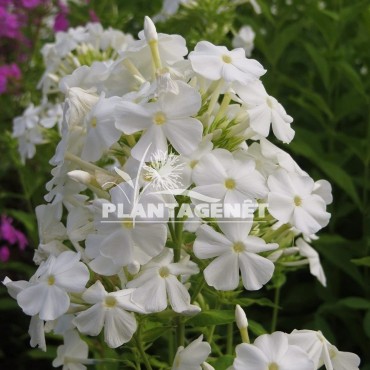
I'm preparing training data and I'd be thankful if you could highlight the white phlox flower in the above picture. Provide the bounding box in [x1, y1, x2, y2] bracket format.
[85, 182, 167, 273]
[295, 238, 326, 286]
[188, 41, 265, 84]
[16, 251, 89, 321]
[267, 169, 331, 235]
[115, 81, 203, 161]
[73, 281, 144, 348]
[234, 80, 295, 143]
[52, 330, 89, 370]
[233, 331, 314, 370]
[288, 330, 360, 370]
[192, 148, 267, 207]
[127, 248, 200, 314]
[194, 221, 278, 291]
[232, 26, 255, 57]
[172, 335, 213, 370]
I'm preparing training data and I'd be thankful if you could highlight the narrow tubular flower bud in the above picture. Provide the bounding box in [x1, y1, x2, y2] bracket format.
[235, 304, 248, 330]
[144, 16, 158, 41]
[236, 305, 250, 343]
[67, 170, 93, 185]
[202, 362, 215, 370]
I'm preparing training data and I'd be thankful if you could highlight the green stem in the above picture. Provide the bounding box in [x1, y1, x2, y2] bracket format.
[176, 317, 185, 348]
[191, 276, 206, 303]
[271, 286, 281, 332]
[134, 329, 153, 370]
[174, 216, 185, 348]
[226, 323, 233, 355]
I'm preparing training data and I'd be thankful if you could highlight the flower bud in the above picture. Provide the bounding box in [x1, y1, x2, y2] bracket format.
[127, 261, 140, 275]
[235, 304, 248, 330]
[202, 362, 215, 370]
[67, 170, 93, 185]
[144, 16, 158, 41]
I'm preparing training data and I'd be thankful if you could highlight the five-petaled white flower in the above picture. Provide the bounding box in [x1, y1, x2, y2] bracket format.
[194, 221, 278, 291]
[73, 280, 144, 348]
[233, 331, 314, 370]
[267, 169, 331, 235]
[127, 248, 200, 314]
[189, 41, 265, 84]
[17, 251, 89, 321]
[288, 329, 360, 370]
[172, 335, 214, 370]
[235, 80, 295, 143]
[192, 149, 268, 207]
[115, 81, 203, 161]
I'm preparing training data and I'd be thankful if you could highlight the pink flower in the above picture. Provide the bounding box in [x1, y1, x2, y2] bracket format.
[89, 9, 99, 23]
[0, 63, 21, 92]
[0, 246, 10, 262]
[0, 7, 20, 39]
[53, 12, 69, 31]
[21, 0, 44, 8]
[53, 0, 69, 32]
[0, 215, 28, 251]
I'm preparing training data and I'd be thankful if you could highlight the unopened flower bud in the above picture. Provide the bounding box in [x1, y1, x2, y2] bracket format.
[67, 170, 93, 185]
[202, 362, 215, 370]
[235, 304, 248, 330]
[127, 261, 140, 275]
[144, 16, 158, 41]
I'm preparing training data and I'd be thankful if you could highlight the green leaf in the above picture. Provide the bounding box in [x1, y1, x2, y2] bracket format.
[335, 61, 368, 100]
[351, 256, 370, 267]
[27, 346, 57, 359]
[187, 310, 234, 327]
[249, 320, 268, 336]
[289, 136, 362, 210]
[142, 326, 171, 342]
[315, 235, 364, 287]
[211, 354, 234, 370]
[230, 297, 276, 308]
[339, 297, 370, 310]
[303, 43, 330, 90]
[364, 310, 370, 338]
[0, 297, 19, 311]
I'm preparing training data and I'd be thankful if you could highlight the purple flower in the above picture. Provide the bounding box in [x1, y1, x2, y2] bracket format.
[53, 11, 69, 32]
[0, 246, 10, 262]
[0, 7, 20, 39]
[21, 0, 44, 8]
[0, 215, 17, 244]
[0, 63, 21, 93]
[0, 215, 28, 251]
[15, 230, 28, 250]
[89, 9, 99, 23]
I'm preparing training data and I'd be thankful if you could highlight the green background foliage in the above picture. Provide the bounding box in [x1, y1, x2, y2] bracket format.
[0, 0, 369, 368]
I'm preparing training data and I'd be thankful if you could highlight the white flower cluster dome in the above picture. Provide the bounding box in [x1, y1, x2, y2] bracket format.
[5, 16, 361, 370]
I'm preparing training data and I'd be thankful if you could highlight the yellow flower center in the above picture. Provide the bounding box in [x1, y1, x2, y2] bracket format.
[47, 275, 55, 286]
[225, 178, 236, 189]
[222, 54, 232, 63]
[294, 196, 302, 206]
[159, 266, 170, 278]
[104, 296, 117, 308]
[122, 220, 134, 229]
[269, 363, 279, 370]
[90, 117, 97, 128]
[233, 241, 245, 253]
[189, 160, 199, 169]
[153, 112, 167, 125]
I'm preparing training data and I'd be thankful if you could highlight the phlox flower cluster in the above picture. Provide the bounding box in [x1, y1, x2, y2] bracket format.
[4, 16, 360, 370]
[12, 22, 134, 162]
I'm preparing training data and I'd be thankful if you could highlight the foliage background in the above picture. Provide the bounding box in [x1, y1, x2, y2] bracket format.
[0, 0, 369, 369]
